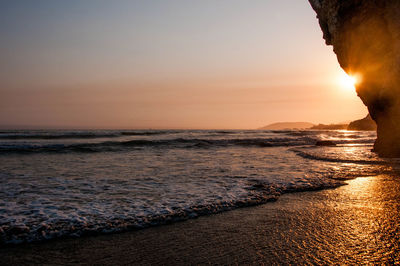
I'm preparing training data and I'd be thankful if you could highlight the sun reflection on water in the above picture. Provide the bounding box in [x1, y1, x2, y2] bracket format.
[314, 175, 400, 263]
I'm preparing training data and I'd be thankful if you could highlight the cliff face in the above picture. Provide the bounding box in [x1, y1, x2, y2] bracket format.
[309, 0, 400, 157]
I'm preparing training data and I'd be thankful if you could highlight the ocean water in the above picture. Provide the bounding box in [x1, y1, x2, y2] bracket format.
[0, 129, 394, 245]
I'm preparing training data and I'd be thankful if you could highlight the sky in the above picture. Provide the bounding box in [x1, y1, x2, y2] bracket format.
[0, 0, 367, 129]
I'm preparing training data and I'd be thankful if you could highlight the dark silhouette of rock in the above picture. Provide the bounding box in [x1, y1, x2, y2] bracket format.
[347, 114, 377, 131]
[309, 0, 400, 157]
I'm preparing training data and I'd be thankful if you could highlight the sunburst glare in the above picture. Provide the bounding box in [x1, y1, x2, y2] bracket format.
[338, 70, 361, 91]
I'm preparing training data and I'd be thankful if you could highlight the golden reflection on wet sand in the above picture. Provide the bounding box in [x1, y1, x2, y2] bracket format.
[316, 175, 400, 263]
[2, 174, 399, 265]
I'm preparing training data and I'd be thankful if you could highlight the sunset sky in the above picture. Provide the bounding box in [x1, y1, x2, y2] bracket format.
[0, 0, 367, 129]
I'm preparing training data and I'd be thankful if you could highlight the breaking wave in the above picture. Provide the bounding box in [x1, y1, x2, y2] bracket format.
[0, 137, 378, 154]
[0, 131, 174, 140]
[0, 137, 319, 153]
[293, 149, 385, 165]
[0, 178, 345, 246]
[0, 129, 386, 246]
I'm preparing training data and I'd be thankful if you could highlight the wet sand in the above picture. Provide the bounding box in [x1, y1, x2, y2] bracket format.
[2, 174, 400, 265]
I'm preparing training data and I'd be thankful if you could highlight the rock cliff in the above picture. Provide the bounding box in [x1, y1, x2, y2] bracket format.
[347, 114, 376, 131]
[309, 0, 400, 157]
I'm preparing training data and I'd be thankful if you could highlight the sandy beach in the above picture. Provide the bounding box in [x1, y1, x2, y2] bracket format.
[2, 0, 400, 264]
[2, 174, 399, 265]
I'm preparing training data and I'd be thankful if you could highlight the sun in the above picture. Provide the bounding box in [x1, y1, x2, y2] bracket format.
[338, 71, 360, 91]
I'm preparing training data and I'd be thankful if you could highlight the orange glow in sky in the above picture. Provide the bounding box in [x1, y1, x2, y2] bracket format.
[0, 1, 367, 129]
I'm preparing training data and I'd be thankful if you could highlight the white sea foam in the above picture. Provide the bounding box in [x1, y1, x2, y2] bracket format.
[0, 130, 390, 245]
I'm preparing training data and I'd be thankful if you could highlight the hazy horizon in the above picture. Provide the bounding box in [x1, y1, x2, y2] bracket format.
[0, 118, 358, 130]
[0, 0, 367, 129]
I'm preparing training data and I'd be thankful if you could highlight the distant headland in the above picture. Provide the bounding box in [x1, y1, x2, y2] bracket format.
[259, 114, 376, 131]
[258, 122, 314, 130]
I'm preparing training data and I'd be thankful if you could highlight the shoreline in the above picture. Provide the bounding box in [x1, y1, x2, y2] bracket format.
[2, 174, 400, 264]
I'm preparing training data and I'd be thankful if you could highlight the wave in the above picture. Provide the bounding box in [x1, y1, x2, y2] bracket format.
[276, 130, 376, 140]
[0, 179, 345, 246]
[292, 148, 387, 165]
[120, 131, 174, 136]
[0, 137, 320, 153]
[0, 131, 174, 140]
[0, 135, 379, 154]
[0, 133, 120, 140]
[272, 130, 319, 136]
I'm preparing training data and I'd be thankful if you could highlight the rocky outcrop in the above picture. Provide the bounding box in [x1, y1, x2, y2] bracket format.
[309, 0, 400, 157]
[347, 114, 376, 131]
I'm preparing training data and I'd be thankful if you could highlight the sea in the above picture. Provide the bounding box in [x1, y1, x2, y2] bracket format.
[0, 129, 396, 245]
